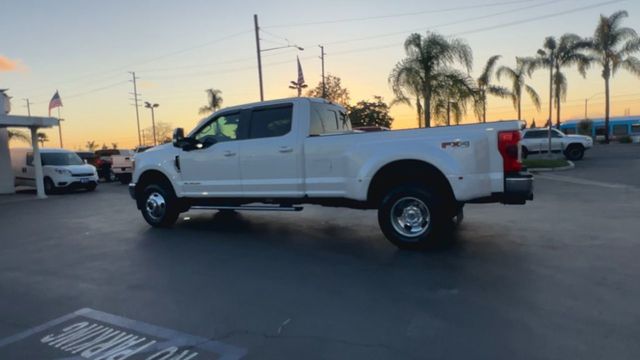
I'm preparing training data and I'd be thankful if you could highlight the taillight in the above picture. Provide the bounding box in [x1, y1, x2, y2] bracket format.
[498, 130, 522, 173]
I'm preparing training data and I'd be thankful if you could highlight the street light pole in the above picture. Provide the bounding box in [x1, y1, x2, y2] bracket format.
[144, 101, 159, 146]
[254, 14, 264, 102]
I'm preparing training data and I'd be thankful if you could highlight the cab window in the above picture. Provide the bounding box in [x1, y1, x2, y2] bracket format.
[249, 106, 292, 139]
[194, 113, 241, 147]
[310, 103, 351, 136]
[26, 153, 33, 166]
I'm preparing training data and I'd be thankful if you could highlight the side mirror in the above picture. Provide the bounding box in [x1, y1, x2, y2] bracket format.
[172, 128, 185, 147]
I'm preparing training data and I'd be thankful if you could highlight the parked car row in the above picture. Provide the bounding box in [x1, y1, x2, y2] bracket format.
[9, 145, 153, 194]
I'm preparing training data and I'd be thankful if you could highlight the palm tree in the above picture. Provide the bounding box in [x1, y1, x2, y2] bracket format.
[37, 132, 49, 147]
[199, 88, 223, 115]
[528, 34, 591, 128]
[589, 10, 640, 143]
[86, 141, 97, 151]
[497, 58, 541, 120]
[476, 55, 509, 122]
[7, 129, 30, 144]
[389, 32, 473, 128]
[432, 70, 478, 126]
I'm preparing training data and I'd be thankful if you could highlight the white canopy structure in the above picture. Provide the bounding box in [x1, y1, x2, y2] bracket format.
[0, 91, 59, 198]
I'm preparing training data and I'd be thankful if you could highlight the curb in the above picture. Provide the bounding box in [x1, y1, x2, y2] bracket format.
[528, 161, 575, 173]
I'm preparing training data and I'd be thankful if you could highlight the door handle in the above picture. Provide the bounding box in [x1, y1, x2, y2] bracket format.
[279, 146, 293, 153]
[223, 150, 236, 157]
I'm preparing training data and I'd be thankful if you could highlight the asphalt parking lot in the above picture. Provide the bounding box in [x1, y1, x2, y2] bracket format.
[1, 144, 639, 359]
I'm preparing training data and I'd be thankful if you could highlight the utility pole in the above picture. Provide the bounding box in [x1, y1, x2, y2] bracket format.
[254, 14, 264, 102]
[319, 45, 326, 98]
[129, 71, 142, 146]
[23, 98, 31, 116]
[584, 99, 589, 120]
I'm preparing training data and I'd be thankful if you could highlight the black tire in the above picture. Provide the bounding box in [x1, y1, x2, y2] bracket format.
[44, 177, 56, 195]
[86, 183, 97, 192]
[140, 183, 179, 228]
[377, 185, 447, 250]
[118, 174, 132, 185]
[521, 146, 529, 159]
[564, 144, 584, 161]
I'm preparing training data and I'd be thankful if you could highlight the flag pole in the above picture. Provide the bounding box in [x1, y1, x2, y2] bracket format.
[57, 107, 64, 148]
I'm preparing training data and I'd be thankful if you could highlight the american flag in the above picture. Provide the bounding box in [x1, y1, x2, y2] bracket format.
[48, 91, 62, 116]
[297, 56, 305, 86]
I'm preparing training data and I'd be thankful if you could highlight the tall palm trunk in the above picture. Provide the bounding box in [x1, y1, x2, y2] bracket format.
[604, 68, 611, 143]
[555, 65, 561, 128]
[423, 90, 431, 128]
[547, 66, 553, 156]
[482, 91, 487, 123]
[517, 92, 522, 121]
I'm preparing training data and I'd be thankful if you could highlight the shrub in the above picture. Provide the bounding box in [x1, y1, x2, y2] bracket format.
[618, 135, 632, 143]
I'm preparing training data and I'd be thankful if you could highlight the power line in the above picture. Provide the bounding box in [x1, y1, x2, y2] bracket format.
[451, 0, 626, 36]
[324, 0, 627, 58]
[265, 0, 539, 28]
[324, 0, 562, 46]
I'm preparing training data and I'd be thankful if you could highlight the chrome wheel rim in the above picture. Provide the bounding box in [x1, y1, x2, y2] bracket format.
[145, 192, 166, 221]
[390, 196, 431, 238]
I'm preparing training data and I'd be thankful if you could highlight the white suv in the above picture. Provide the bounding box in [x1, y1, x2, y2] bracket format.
[11, 148, 99, 194]
[521, 128, 593, 161]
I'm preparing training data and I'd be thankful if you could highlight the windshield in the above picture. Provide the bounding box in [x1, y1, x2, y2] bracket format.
[41, 152, 84, 166]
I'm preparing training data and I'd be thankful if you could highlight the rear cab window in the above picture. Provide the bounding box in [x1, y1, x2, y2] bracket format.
[309, 103, 352, 136]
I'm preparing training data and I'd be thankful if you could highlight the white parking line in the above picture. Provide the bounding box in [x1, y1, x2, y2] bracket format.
[535, 173, 640, 191]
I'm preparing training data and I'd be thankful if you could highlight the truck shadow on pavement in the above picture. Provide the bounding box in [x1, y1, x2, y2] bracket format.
[139, 209, 469, 264]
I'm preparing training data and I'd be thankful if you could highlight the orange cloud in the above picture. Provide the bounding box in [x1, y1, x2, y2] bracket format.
[0, 55, 27, 72]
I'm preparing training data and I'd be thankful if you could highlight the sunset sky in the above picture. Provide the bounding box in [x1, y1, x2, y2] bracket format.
[1, 0, 639, 150]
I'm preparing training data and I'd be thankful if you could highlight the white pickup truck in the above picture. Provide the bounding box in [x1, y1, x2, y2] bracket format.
[129, 97, 533, 249]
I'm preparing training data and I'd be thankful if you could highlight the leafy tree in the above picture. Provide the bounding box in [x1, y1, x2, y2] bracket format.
[589, 10, 640, 142]
[7, 129, 29, 143]
[577, 119, 593, 136]
[476, 55, 510, 122]
[307, 74, 350, 106]
[497, 58, 541, 120]
[101, 143, 108, 150]
[347, 96, 394, 128]
[37, 132, 49, 147]
[530, 119, 537, 128]
[86, 141, 97, 151]
[199, 88, 223, 115]
[389, 32, 473, 128]
[144, 122, 173, 144]
[111, 143, 118, 149]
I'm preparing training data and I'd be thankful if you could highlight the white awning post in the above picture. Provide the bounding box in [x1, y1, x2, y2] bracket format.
[29, 127, 46, 199]
[0, 128, 14, 194]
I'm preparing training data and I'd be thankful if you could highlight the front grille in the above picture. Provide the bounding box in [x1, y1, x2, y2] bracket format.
[72, 173, 94, 177]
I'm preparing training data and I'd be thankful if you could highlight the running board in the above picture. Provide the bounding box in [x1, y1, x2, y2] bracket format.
[190, 205, 303, 212]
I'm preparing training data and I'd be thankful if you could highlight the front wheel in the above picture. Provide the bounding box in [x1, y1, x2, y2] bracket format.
[564, 144, 584, 161]
[140, 183, 179, 227]
[44, 177, 56, 195]
[377, 185, 446, 250]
